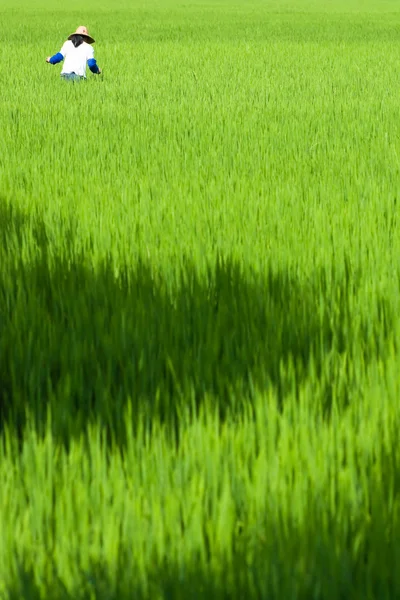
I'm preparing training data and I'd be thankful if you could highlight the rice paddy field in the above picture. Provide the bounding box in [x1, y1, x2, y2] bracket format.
[1, 0, 400, 597]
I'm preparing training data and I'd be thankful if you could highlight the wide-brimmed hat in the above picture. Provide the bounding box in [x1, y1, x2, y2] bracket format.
[68, 26, 95, 44]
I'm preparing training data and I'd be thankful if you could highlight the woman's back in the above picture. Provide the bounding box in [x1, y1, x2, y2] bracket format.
[60, 40, 95, 78]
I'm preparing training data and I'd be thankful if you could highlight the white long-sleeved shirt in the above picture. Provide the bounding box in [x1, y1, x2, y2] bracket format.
[59, 40, 95, 78]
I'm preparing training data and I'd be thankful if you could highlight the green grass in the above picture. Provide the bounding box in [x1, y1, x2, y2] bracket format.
[1, 0, 400, 597]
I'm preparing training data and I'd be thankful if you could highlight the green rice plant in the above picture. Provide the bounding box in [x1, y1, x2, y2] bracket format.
[1, 375, 400, 599]
[1, 0, 400, 597]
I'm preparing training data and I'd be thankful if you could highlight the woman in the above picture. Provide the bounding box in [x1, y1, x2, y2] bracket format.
[46, 26, 102, 81]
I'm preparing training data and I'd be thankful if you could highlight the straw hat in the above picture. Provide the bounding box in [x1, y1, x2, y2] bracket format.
[68, 26, 95, 44]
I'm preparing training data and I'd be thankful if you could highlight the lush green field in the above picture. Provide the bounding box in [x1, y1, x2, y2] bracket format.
[1, 0, 400, 597]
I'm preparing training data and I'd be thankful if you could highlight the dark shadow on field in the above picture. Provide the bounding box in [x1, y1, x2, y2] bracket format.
[0, 202, 394, 447]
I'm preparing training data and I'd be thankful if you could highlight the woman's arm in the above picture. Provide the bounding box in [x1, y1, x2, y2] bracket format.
[46, 52, 64, 64]
[46, 43, 68, 64]
[87, 58, 102, 74]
